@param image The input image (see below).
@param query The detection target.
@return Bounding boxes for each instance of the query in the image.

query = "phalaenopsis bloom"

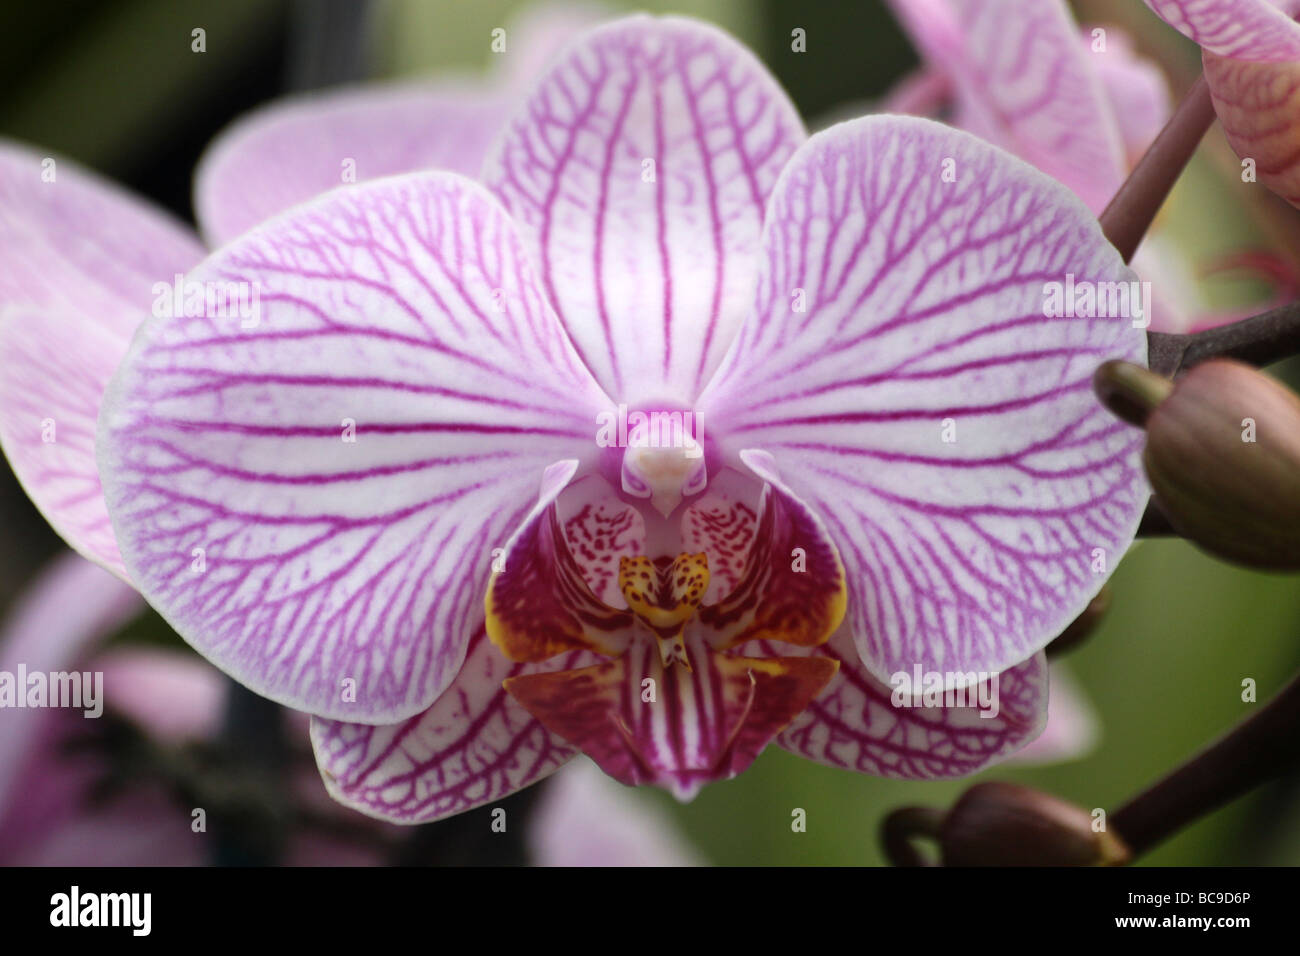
[0,15,1146,821]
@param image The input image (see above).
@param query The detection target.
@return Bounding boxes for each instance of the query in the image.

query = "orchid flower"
[884,0,1242,333]
[0,15,1148,822]
[0,554,688,864]
[1143,0,1300,206]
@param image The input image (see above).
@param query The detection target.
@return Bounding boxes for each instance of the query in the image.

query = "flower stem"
[1148,299,1300,375]
[1099,75,1215,264]
[1110,667,1300,858]
[879,806,944,867]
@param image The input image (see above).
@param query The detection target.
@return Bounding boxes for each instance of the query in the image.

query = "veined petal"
[0,143,204,574]
[309,631,582,824]
[771,625,1048,778]
[0,553,142,819]
[195,83,509,247]
[888,0,1127,213]
[1143,0,1300,61]
[699,116,1148,683]
[0,308,135,575]
[504,639,837,800]
[1202,52,1300,207]
[482,14,805,405]
[97,172,612,722]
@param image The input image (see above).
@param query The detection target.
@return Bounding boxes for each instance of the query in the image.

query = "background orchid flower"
[883,0,1227,332]
[53,14,1147,820]
[195,2,607,247]
[1143,0,1300,207]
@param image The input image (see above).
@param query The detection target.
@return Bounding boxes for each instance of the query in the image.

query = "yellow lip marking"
[618,553,711,669]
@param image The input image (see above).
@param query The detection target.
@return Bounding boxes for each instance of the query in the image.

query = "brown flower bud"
[1142,360,1300,570]
[939,782,1130,867]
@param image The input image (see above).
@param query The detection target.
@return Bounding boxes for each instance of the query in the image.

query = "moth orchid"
[1,15,1147,822]
[884,0,1224,332]
[1143,0,1300,207]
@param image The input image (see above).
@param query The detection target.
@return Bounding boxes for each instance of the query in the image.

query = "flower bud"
[939,782,1130,867]
[1142,360,1300,570]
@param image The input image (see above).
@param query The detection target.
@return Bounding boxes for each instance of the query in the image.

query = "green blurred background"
[1,0,1297,865]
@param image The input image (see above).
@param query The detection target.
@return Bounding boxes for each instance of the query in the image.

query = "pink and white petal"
[195,82,511,247]
[482,15,805,406]
[890,0,1127,213]
[0,307,134,574]
[1143,0,1300,62]
[0,140,204,336]
[1005,663,1098,765]
[0,552,142,818]
[93,648,225,744]
[528,759,703,866]
[309,631,583,824]
[772,626,1049,779]
[1202,52,1300,208]
[97,171,612,722]
[699,116,1148,684]
[0,144,203,573]
[1086,28,1173,163]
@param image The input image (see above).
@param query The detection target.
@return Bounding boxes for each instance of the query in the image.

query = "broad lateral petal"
[888,0,1127,212]
[309,631,584,824]
[0,308,134,575]
[504,641,837,800]
[772,626,1049,779]
[482,15,805,405]
[98,171,612,722]
[0,144,204,574]
[1144,0,1300,62]
[699,116,1148,683]
[195,83,509,247]
[486,461,634,662]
